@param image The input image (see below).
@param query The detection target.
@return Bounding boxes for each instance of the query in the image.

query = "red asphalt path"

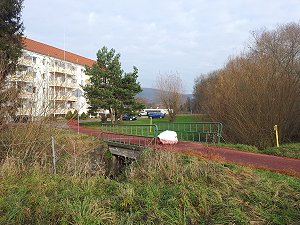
[68,120,300,176]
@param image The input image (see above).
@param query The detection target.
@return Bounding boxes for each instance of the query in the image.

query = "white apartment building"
[9,38,95,118]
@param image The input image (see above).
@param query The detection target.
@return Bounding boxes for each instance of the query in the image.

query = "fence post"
[218,123,222,143]
[274,125,279,147]
[149,117,152,133]
[51,137,57,174]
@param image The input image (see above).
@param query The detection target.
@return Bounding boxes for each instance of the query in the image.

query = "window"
[60,76,65,82]
[16,71,21,77]
[17,82,23,90]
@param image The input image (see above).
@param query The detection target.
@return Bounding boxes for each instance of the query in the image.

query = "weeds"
[0,118,110,178]
[121,150,299,224]
[0,128,299,224]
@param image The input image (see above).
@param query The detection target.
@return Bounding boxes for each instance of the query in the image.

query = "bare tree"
[0,51,21,125]
[193,22,300,148]
[156,73,183,122]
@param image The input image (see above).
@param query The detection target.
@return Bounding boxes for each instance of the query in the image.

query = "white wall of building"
[14,49,90,117]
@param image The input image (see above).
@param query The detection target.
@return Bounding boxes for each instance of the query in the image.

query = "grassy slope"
[0,149,299,224]
[214,143,300,159]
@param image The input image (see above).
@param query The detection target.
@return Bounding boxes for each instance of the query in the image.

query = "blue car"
[148,112,165,118]
[122,114,137,121]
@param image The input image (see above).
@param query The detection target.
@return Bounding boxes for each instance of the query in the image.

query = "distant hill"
[137,87,192,103]
[136,88,160,102]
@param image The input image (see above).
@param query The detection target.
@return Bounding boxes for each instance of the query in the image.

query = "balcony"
[69,96,78,101]
[49,95,63,101]
[49,65,76,76]
[49,80,78,88]
[16,108,32,116]
[50,108,68,115]
[19,57,33,66]
[51,108,77,115]
[19,91,34,99]
[11,71,34,82]
[49,94,77,102]
[64,81,78,88]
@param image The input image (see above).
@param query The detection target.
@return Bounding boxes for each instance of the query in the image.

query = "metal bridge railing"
[156,122,222,143]
[98,123,158,148]
[98,122,222,147]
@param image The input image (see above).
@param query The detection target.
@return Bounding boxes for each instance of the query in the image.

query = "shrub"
[100,114,107,122]
[73,110,78,119]
[80,112,88,120]
[65,110,73,120]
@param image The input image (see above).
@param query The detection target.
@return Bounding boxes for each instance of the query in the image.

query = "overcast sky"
[23,0,300,93]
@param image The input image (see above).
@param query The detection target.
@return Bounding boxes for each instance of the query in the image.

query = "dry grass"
[0,118,107,176]
[0,144,299,224]
[116,149,300,224]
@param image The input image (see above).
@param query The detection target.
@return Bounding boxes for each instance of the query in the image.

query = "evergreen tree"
[83,47,143,123]
[0,0,24,82]
[0,0,24,123]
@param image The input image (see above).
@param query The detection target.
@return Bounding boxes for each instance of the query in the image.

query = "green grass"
[1,149,299,224]
[213,143,300,159]
[263,143,300,159]
[81,114,210,127]
[112,114,209,124]
[213,143,259,153]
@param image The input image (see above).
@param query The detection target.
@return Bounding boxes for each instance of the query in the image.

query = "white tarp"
[158,130,178,145]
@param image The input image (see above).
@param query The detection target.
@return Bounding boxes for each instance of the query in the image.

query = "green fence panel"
[156,122,222,143]
[98,122,222,148]
[99,123,158,148]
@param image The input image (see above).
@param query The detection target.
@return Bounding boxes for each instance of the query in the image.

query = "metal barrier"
[98,123,158,148]
[156,122,222,143]
[98,122,222,147]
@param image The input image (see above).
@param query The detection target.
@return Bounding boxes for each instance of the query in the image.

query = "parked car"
[148,112,165,118]
[122,114,138,121]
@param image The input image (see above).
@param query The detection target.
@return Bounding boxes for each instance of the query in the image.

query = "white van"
[139,109,169,116]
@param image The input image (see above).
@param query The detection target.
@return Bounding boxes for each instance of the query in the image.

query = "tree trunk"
[109,107,116,124]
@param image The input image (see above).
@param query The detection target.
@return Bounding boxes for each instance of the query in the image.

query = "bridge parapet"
[156,122,222,143]
[99,123,158,148]
[97,122,222,148]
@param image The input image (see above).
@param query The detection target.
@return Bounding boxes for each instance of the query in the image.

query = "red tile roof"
[22,37,95,67]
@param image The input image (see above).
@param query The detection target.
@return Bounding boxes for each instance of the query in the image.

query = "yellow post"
[150,117,152,133]
[274,125,279,147]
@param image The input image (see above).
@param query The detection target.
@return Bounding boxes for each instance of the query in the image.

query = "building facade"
[9,38,95,118]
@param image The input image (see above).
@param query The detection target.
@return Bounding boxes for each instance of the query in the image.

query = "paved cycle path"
[68,120,300,176]
[159,142,300,176]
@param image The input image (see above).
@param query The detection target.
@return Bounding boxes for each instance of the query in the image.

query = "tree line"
[193,23,300,148]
